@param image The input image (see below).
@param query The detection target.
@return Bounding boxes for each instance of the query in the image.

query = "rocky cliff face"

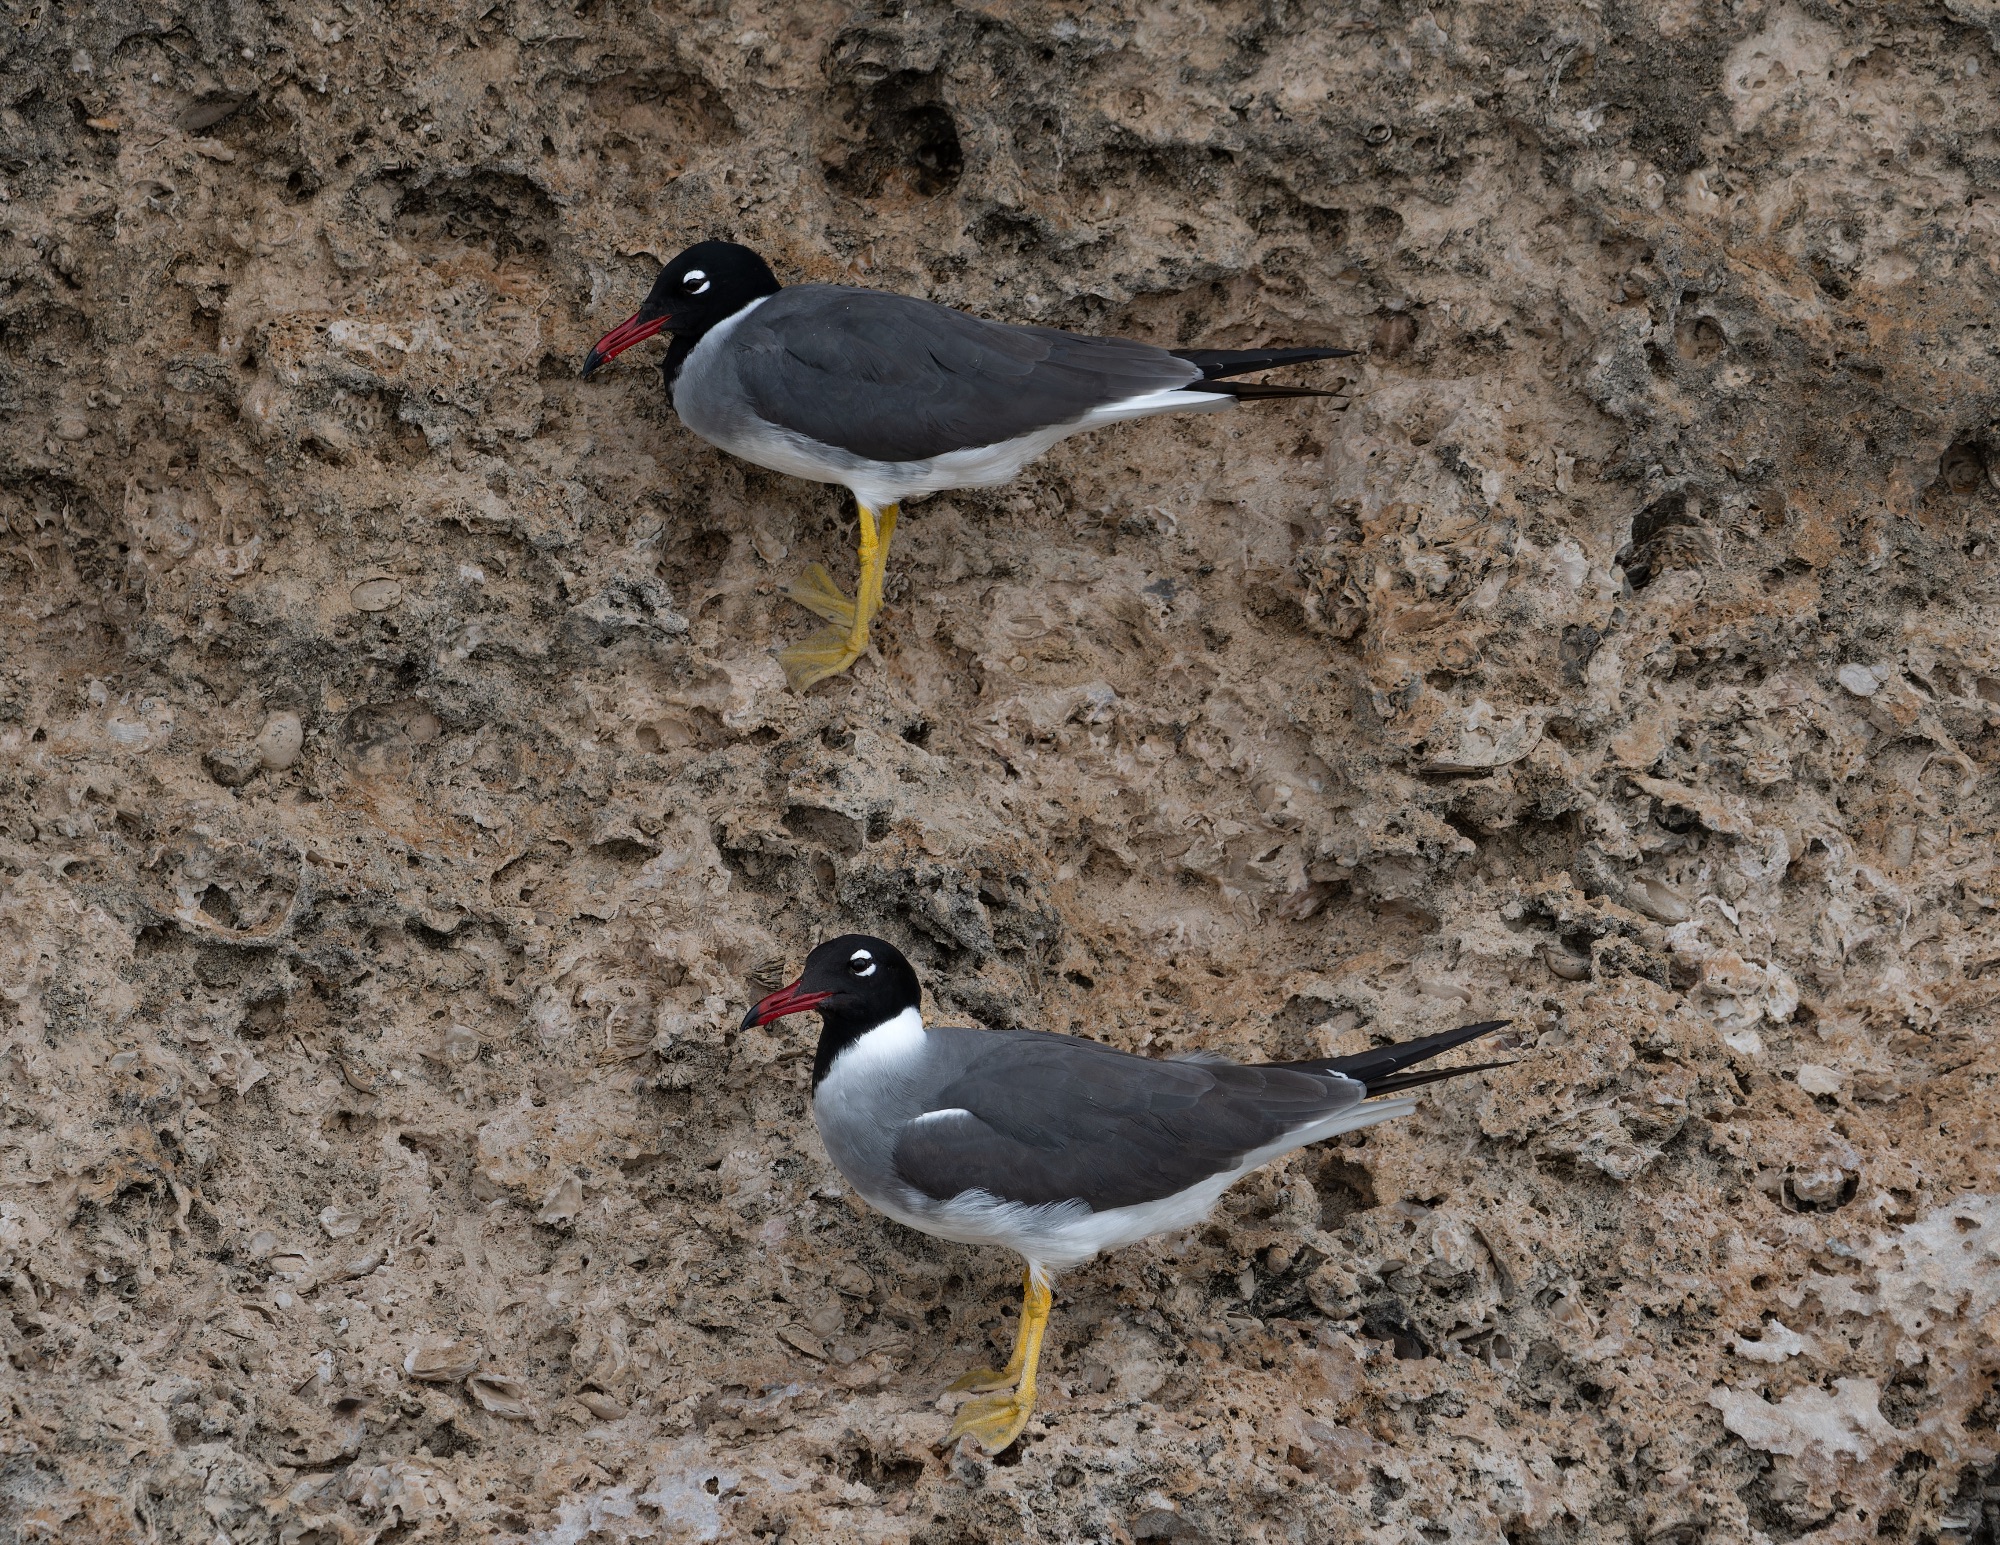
[3,1,1997,1540]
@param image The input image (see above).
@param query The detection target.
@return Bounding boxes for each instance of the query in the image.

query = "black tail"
[1171,346,1359,379]
[1276,1019,1512,1097]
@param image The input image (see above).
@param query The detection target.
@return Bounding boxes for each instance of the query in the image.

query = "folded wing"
[729,287,1203,463]
[891,1030,1367,1212]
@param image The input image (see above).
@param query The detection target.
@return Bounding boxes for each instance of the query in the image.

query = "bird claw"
[946,1389,1036,1454]
[786,563,857,624]
[777,625,867,691]
[945,1365,1016,1394]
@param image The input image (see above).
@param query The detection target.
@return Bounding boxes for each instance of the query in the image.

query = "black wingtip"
[1282,1018,1513,1094]
[1171,345,1361,380]
[1362,1057,1516,1098]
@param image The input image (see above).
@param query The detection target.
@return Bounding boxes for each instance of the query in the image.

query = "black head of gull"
[580,240,780,379]
[739,933,922,1088]
[583,239,1359,691]
[740,933,1511,1456]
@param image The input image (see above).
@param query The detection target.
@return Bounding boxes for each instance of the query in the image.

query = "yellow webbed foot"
[778,501,898,692]
[786,563,857,625]
[946,1365,1018,1395]
[943,1266,1050,1453]
[777,625,867,691]
[947,1388,1038,1454]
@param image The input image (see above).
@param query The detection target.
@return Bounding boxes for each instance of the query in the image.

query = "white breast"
[819,1006,926,1091]
[810,1006,934,1221]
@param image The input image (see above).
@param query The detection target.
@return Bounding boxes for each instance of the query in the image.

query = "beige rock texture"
[3,1,1999,1541]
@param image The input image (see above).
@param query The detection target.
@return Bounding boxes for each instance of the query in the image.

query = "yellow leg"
[947,1269,1037,1393]
[946,1267,1052,1454]
[779,503,899,690]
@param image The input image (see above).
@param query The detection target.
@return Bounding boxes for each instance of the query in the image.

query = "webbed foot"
[786,563,857,625]
[777,625,868,691]
[946,1365,1019,1395]
[777,502,898,691]
[947,1388,1038,1453]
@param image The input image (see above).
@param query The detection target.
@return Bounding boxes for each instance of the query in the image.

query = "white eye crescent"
[849,949,876,976]
[682,269,710,295]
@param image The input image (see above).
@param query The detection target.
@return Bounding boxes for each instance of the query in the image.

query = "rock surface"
[3,2,1999,1541]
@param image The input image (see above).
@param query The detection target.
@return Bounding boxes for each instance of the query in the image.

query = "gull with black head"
[742,934,1508,1453]
[583,241,1356,689]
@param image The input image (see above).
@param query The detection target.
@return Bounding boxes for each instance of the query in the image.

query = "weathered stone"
[2,3,1994,1540]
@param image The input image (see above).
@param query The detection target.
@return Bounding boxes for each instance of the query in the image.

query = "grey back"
[712,286,1203,462]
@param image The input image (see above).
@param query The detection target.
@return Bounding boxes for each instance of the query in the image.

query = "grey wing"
[728,287,1202,462]
[890,1030,1365,1212]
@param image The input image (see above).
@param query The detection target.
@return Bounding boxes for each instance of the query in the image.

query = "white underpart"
[674,307,1235,511]
[769,388,1232,511]
[868,1090,1419,1273]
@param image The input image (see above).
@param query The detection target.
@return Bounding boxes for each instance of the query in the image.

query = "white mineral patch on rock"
[1709,1377,1895,1460]
[1730,1318,1810,1363]
[1837,663,1883,697]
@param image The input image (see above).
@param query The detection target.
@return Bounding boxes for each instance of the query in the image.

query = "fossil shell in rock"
[537,1175,583,1224]
[467,1370,535,1419]
[403,1335,482,1383]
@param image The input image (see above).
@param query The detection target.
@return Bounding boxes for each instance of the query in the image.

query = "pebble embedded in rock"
[349,577,404,612]
[254,711,304,768]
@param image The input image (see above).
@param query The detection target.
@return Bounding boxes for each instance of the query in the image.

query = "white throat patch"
[822,1005,925,1085]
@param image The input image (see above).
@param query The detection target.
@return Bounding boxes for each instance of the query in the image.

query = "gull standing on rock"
[583,241,1355,689]
[741,934,1508,1453]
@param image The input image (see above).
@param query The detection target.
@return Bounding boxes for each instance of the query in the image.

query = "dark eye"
[849,950,876,977]
[682,269,710,295]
